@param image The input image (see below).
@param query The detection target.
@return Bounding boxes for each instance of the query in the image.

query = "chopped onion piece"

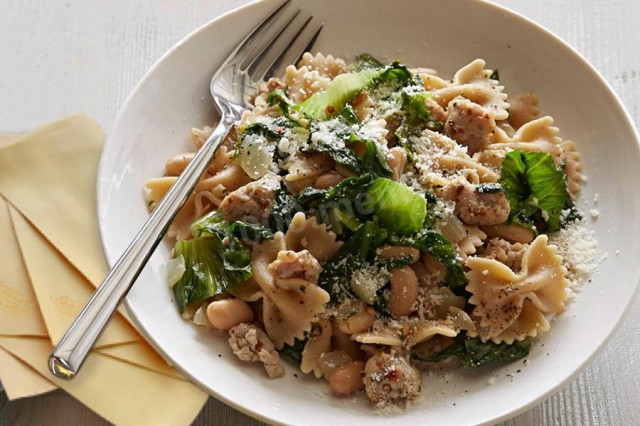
[167,254,186,287]
[237,134,273,179]
[193,302,213,328]
[438,214,466,243]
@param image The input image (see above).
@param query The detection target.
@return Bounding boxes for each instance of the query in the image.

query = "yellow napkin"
[0,117,209,424]
[0,336,207,426]
[0,115,108,286]
[0,347,56,399]
[0,196,48,337]
[8,203,139,347]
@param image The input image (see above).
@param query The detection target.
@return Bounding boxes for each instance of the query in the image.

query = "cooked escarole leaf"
[269,187,303,232]
[298,174,373,234]
[340,104,360,125]
[267,88,297,121]
[500,150,576,232]
[302,118,361,171]
[414,334,532,368]
[297,68,381,120]
[238,116,291,141]
[299,175,425,236]
[349,134,393,178]
[229,221,274,243]
[296,61,413,120]
[298,174,375,210]
[319,221,379,301]
[302,117,391,178]
[365,178,426,235]
[388,229,466,289]
[396,87,443,158]
[173,217,252,313]
[191,210,229,238]
[376,61,414,86]
[279,338,307,364]
[352,53,384,72]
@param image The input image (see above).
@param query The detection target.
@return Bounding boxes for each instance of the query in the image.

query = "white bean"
[329,361,365,395]
[338,306,375,334]
[389,266,419,317]
[379,245,420,263]
[206,298,254,330]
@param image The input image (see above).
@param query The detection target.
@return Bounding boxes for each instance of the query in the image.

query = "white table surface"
[1,0,639,425]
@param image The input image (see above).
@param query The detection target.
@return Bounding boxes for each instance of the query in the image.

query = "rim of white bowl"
[97,0,640,424]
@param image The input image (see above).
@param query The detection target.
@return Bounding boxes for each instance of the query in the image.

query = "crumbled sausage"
[452,184,510,226]
[444,97,495,154]
[268,250,322,284]
[219,173,280,222]
[228,323,284,379]
[481,237,528,271]
[363,351,421,407]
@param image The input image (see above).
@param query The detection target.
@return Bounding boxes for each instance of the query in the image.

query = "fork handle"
[49,118,234,379]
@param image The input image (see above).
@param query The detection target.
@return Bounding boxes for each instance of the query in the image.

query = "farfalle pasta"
[466,235,569,344]
[146,52,596,409]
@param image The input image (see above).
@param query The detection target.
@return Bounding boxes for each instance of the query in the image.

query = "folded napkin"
[0,116,209,425]
[0,346,56,400]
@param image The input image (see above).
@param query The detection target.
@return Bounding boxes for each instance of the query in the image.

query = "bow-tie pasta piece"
[432,59,510,121]
[466,235,569,344]
[284,53,346,104]
[252,233,330,349]
[285,212,343,263]
[300,319,333,378]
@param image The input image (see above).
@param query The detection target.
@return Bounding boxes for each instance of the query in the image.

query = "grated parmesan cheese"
[550,220,599,291]
[351,265,389,304]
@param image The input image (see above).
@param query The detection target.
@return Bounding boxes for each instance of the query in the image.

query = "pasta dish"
[145,53,595,408]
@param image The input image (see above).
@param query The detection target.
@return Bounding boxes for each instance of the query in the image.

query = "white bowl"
[97,0,640,424]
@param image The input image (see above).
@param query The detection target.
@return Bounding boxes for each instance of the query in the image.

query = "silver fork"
[48,0,323,380]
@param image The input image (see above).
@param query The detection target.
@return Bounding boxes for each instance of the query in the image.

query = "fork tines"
[235,0,323,82]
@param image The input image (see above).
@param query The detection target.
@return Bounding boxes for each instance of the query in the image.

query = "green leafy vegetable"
[414,334,532,368]
[298,174,374,208]
[389,229,466,289]
[340,104,360,125]
[348,134,393,178]
[174,211,253,313]
[238,116,290,141]
[365,178,426,235]
[297,61,414,120]
[297,68,381,120]
[401,90,432,124]
[331,208,362,232]
[396,88,443,157]
[279,339,307,364]
[302,122,392,178]
[477,183,503,194]
[352,53,384,72]
[376,61,414,86]
[269,188,303,232]
[372,285,391,317]
[375,254,415,270]
[172,235,252,313]
[500,150,573,232]
[191,210,229,238]
[298,174,375,233]
[267,88,297,120]
[229,221,274,243]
